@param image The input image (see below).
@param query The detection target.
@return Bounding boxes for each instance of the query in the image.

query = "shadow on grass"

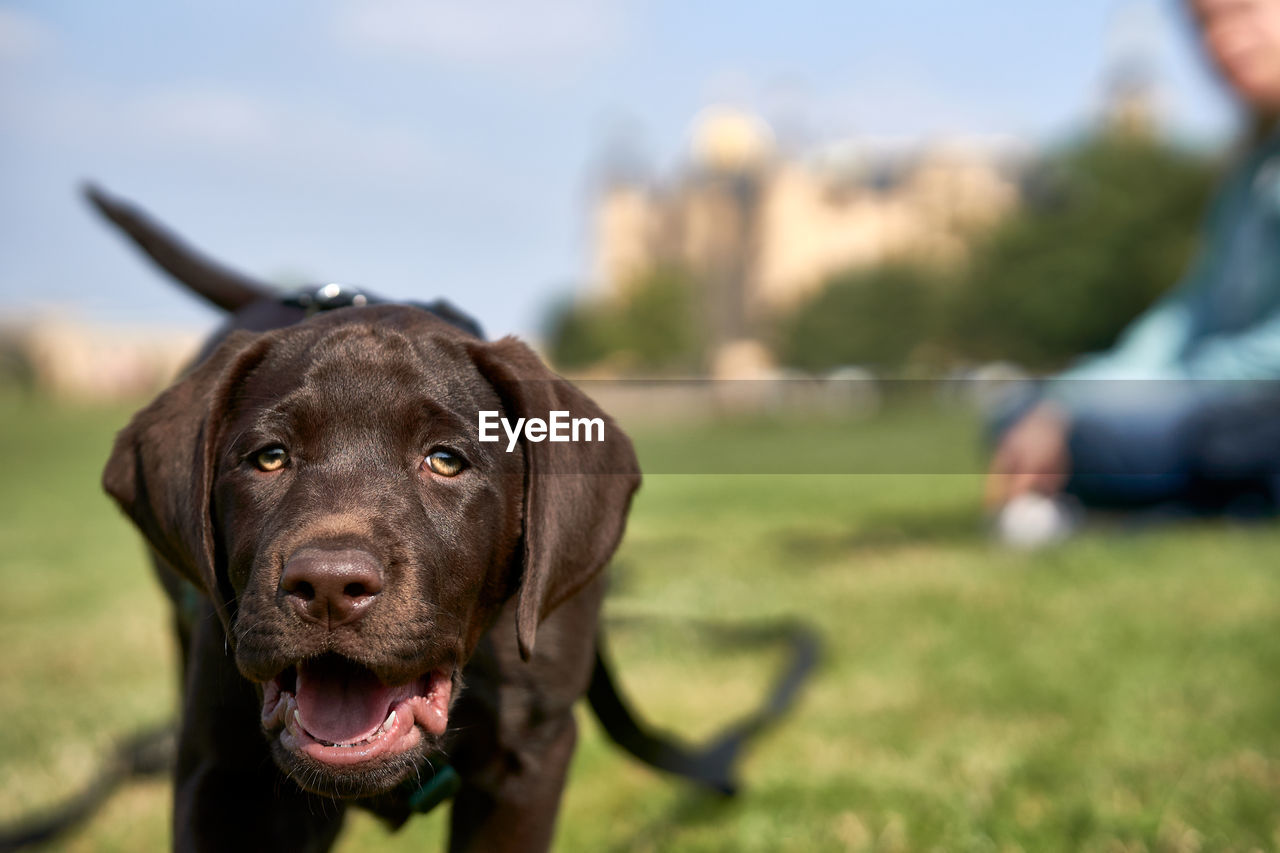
[606,787,736,853]
[778,506,986,561]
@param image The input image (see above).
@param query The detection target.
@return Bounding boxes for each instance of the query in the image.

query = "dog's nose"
[280,548,383,628]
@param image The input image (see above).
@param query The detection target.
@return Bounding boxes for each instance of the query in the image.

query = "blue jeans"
[991,380,1280,513]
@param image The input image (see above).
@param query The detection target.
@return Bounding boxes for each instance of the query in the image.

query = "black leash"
[0,725,173,853]
[587,619,821,797]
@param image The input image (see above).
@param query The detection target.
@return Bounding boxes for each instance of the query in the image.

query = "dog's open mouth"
[261,654,452,768]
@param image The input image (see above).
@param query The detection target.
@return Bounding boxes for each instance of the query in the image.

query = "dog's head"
[103,305,640,797]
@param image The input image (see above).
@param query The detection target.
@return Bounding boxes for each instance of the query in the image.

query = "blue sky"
[0,0,1244,339]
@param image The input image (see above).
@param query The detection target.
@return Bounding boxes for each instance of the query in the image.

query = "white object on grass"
[996,493,1077,549]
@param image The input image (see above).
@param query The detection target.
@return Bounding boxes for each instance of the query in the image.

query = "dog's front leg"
[447,712,578,853]
[172,606,346,852]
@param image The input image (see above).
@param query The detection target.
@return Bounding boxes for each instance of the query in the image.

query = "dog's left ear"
[467,337,641,661]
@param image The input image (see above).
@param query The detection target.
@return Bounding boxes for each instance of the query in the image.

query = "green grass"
[2,391,1278,851]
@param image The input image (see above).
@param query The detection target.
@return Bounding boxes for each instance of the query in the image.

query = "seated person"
[987,0,1280,525]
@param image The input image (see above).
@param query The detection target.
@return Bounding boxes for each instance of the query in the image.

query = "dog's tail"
[83,183,273,313]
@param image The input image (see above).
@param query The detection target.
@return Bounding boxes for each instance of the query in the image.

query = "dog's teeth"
[382,710,396,733]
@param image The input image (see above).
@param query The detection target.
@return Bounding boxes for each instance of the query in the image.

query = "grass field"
[1,391,1278,851]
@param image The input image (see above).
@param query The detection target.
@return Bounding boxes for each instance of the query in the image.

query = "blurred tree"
[777,263,943,371]
[544,265,706,372]
[615,265,705,370]
[946,133,1217,367]
[544,295,614,370]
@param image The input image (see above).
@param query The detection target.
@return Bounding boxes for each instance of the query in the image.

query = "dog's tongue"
[296,656,392,744]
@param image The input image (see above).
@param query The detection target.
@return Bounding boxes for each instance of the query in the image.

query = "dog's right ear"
[103,330,267,629]
[465,336,641,662]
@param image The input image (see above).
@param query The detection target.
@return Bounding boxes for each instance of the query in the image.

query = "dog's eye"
[424,448,468,477]
[252,446,289,472]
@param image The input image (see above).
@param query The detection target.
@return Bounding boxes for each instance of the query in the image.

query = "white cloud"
[0,6,53,63]
[330,0,627,69]
[2,82,438,190]
[695,63,1049,149]
[134,88,277,150]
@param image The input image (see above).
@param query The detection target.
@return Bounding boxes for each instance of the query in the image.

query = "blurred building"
[0,315,201,400]
[591,107,1026,358]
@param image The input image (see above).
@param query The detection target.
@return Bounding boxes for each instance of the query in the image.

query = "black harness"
[280,282,486,340]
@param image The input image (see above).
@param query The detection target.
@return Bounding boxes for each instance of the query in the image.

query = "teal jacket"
[1059,126,1280,384]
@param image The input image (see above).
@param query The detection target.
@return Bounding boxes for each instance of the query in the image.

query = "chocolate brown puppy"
[94,188,640,852]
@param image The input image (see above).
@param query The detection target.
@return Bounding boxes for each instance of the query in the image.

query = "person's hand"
[985,403,1071,510]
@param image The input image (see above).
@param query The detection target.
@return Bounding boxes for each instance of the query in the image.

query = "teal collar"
[405,761,460,814]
